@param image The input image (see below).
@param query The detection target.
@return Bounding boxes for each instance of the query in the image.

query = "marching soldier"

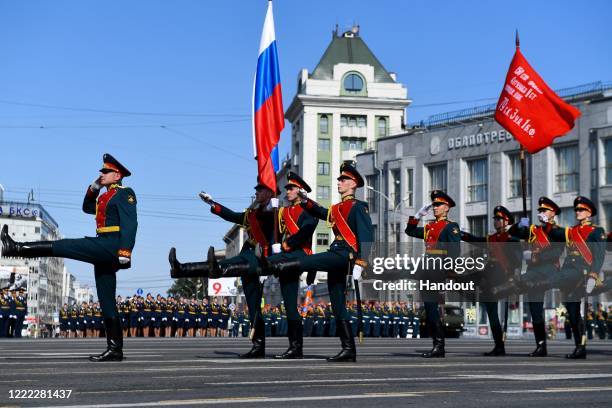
[1,153,136,359]
[259,162,374,362]
[169,180,278,357]
[405,190,461,358]
[461,205,523,356]
[493,196,566,357]
[266,171,318,357]
[548,197,605,358]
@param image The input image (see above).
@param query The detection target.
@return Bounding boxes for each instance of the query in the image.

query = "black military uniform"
[267,172,318,358]
[263,163,374,362]
[1,153,137,360]
[499,196,566,357]
[554,197,605,359]
[406,190,461,358]
[461,205,523,356]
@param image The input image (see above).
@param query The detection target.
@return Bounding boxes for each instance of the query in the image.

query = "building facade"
[285,25,410,255]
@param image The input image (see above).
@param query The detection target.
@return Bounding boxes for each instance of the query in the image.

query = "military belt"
[426,249,448,255]
[97,226,120,233]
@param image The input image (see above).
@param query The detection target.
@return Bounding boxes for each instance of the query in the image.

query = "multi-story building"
[0,199,65,335]
[285,25,410,256]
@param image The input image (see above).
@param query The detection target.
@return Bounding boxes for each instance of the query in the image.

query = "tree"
[167,278,207,300]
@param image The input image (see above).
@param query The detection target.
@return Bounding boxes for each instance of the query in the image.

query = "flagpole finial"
[515,29,520,48]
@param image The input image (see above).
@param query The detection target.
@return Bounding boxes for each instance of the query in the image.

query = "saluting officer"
[1,153,137,360]
[461,205,523,356]
[554,197,605,359]
[261,162,374,362]
[494,196,566,357]
[406,190,461,358]
[169,180,278,358]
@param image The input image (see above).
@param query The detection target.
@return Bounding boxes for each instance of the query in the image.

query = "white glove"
[298,189,308,199]
[537,213,548,223]
[118,257,130,265]
[522,250,532,261]
[352,264,364,281]
[519,217,530,228]
[90,177,102,192]
[270,198,279,208]
[271,243,281,254]
[199,191,214,205]
[586,277,596,294]
[415,204,432,220]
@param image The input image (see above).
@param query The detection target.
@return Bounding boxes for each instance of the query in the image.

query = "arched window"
[343,72,365,94]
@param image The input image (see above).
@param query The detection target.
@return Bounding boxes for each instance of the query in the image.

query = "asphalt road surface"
[0,337,611,407]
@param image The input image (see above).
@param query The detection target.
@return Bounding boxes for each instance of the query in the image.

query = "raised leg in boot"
[169,247,209,279]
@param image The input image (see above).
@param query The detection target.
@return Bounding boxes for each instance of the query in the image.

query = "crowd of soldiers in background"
[234,301,424,339]
[38,294,612,341]
[0,287,27,338]
[59,293,232,338]
[559,303,612,341]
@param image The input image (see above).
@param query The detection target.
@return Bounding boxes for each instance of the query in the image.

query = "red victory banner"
[495,34,581,154]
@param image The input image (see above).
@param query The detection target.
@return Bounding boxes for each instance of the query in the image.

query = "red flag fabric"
[495,48,581,154]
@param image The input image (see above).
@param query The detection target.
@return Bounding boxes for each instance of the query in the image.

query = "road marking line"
[494,386,612,394]
[47,391,459,407]
[458,373,612,381]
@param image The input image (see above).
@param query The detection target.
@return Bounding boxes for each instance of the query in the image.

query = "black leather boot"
[240,318,265,359]
[566,321,586,359]
[484,343,506,356]
[566,345,586,359]
[1,225,53,258]
[485,327,506,356]
[528,323,547,357]
[263,257,302,277]
[168,248,209,278]
[327,320,356,362]
[275,319,303,359]
[89,317,123,362]
[422,322,445,358]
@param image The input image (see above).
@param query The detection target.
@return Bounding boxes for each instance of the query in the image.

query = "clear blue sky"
[1,0,610,296]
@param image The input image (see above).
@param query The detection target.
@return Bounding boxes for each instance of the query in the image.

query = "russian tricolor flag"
[253,0,284,194]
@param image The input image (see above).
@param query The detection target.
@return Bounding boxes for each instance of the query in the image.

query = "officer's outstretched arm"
[460,231,486,244]
[210,203,245,225]
[117,189,138,259]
